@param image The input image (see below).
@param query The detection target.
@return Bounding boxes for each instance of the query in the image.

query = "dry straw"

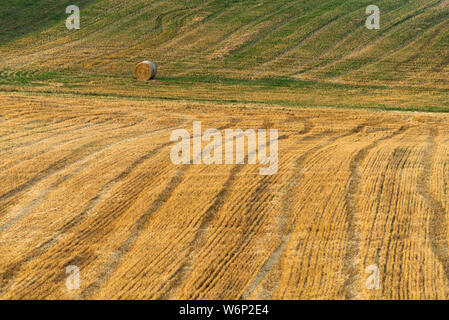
[134,61,157,81]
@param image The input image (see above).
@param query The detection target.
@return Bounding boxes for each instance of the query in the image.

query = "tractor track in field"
[160,125,290,299]
[0,115,83,140]
[0,108,195,296]
[76,120,240,298]
[0,119,143,174]
[0,132,177,297]
[157,164,243,300]
[3,0,449,300]
[0,124,172,206]
[80,166,187,299]
[194,1,296,61]
[307,0,446,79]
[395,21,446,70]
[342,125,408,299]
[241,121,372,299]
[156,117,311,299]
[417,126,449,296]
[0,1,167,69]
[241,120,404,299]
[347,8,449,79]
[261,0,370,68]
[1,90,449,299]
[375,145,414,299]
[0,104,176,200]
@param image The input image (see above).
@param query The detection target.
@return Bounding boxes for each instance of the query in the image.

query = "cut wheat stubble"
[134,61,157,81]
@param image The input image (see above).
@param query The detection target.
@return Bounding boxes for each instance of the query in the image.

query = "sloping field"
[1,0,449,84]
[1,0,449,300]
[0,93,447,299]
[1,0,449,110]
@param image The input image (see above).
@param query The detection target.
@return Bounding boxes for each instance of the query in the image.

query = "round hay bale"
[134,61,157,81]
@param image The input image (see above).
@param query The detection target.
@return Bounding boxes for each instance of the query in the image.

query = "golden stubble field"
[0,92,448,299]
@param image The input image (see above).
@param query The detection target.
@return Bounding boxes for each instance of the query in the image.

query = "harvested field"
[0,93,448,299]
